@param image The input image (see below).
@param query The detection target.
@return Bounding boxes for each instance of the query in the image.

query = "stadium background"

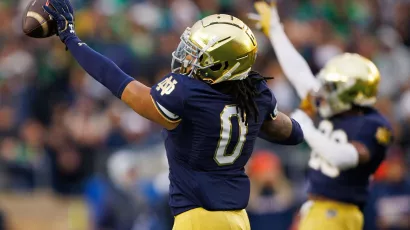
[0,0,409,229]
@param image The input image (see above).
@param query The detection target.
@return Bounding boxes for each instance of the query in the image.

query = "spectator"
[364,150,410,230]
[247,150,297,230]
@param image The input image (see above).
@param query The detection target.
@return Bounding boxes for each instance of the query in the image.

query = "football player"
[42,0,304,229]
[250,2,393,230]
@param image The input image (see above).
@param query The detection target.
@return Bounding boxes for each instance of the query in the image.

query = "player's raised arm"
[249,1,320,99]
[43,0,179,130]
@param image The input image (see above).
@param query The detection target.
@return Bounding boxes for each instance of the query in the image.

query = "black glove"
[43,0,76,43]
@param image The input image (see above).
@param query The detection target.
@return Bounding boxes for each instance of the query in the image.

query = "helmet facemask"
[316,81,352,118]
[171,28,218,79]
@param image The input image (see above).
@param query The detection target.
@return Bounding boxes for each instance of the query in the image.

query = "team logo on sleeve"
[274,104,278,116]
[376,127,391,145]
[155,101,180,121]
[270,103,278,120]
[156,76,178,96]
[69,24,75,34]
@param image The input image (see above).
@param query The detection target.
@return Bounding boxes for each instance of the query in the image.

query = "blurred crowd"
[0,0,409,229]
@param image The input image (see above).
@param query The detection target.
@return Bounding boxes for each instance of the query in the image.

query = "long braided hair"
[211,71,272,125]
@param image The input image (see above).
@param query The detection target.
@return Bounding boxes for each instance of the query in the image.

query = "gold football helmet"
[171,14,258,84]
[316,53,381,118]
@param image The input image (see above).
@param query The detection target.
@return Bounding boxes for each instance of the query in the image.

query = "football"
[22,0,57,38]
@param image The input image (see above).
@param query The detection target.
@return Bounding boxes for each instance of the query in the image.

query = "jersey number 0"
[214,105,248,166]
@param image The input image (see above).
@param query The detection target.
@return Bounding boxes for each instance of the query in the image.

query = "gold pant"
[173,207,251,230]
[298,200,363,230]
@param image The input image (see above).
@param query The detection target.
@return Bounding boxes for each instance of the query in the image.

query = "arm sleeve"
[303,125,359,170]
[269,27,321,99]
[290,109,360,170]
[65,37,134,99]
[302,119,392,170]
[150,74,185,122]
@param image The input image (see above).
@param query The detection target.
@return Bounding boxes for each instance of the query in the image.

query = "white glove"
[290,109,314,130]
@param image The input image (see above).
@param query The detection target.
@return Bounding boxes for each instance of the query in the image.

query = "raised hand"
[247,1,281,37]
[43,0,76,43]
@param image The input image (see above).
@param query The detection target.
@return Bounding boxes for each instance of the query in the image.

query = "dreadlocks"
[211,71,272,125]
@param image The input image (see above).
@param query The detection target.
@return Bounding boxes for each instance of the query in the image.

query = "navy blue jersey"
[307,109,392,207]
[150,73,277,216]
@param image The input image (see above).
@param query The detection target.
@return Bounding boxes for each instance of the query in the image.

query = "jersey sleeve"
[248,73,279,121]
[150,73,185,123]
[352,119,393,160]
[265,89,279,121]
